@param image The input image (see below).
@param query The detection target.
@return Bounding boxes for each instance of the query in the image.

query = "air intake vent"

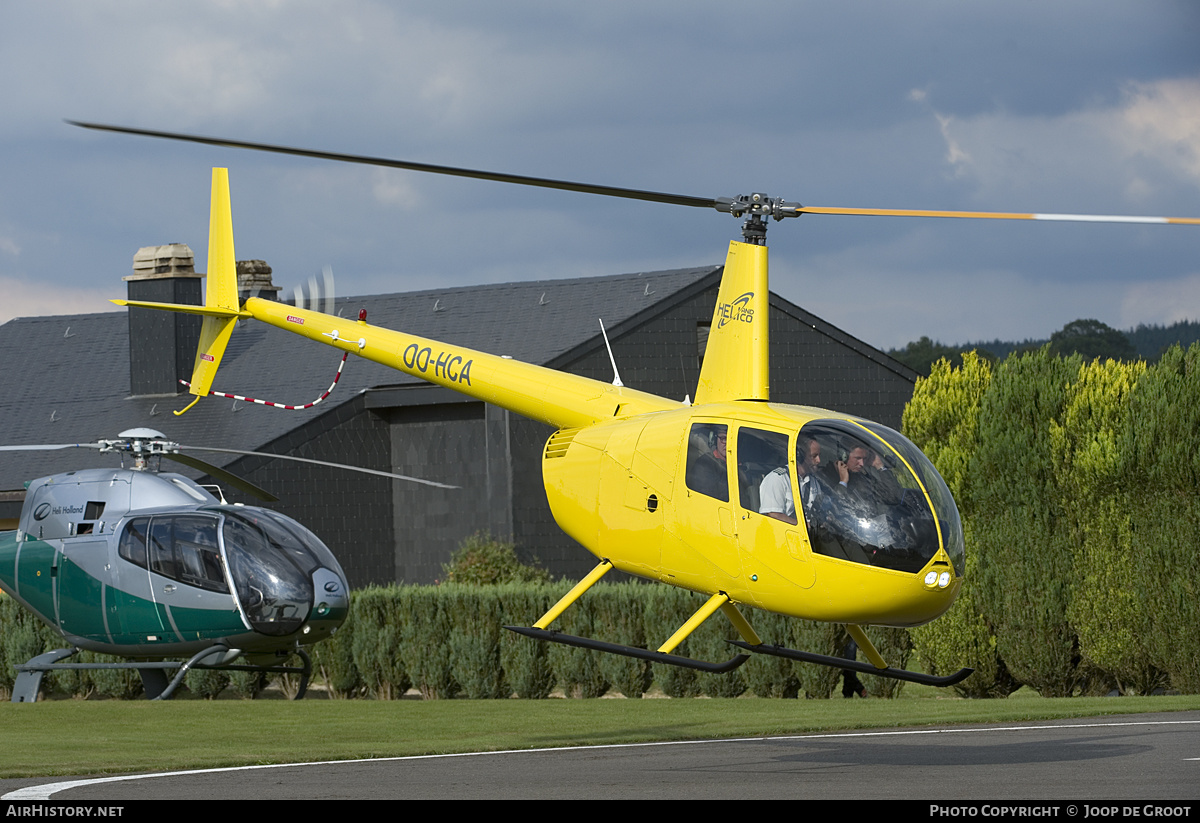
[544,428,580,459]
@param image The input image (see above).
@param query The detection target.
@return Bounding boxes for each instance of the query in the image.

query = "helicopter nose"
[309,568,350,624]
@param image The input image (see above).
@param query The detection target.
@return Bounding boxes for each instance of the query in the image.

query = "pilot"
[759,435,822,525]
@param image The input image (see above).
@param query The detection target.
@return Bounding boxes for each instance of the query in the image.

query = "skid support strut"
[506,560,756,673]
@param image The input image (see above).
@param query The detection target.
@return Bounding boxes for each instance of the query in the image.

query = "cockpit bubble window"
[254,508,342,576]
[799,419,962,575]
[685,423,730,502]
[218,509,314,637]
[858,420,965,576]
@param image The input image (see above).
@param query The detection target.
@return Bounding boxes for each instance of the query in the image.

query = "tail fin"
[693,241,770,405]
[112,168,245,414]
[184,169,242,412]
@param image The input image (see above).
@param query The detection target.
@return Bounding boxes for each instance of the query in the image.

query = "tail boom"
[243,297,677,430]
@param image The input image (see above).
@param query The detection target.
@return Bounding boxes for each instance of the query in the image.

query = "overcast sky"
[1,1,1197,351]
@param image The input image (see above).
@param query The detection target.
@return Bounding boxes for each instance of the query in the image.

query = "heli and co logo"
[717,292,755,328]
[286,315,305,325]
[33,503,52,521]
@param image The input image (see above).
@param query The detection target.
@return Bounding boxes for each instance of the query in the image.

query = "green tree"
[1122,344,1200,692]
[888,337,986,376]
[903,352,1018,697]
[1049,319,1137,362]
[972,348,1082,696]
[1051,357,1160,693]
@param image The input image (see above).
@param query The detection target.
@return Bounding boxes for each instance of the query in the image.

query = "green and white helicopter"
[0,428,449,701]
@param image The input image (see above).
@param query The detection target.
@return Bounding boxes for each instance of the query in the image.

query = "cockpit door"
[56,539,111,642]
[733,426,816,610]
[111,517,170,641]
[664,421,743,587]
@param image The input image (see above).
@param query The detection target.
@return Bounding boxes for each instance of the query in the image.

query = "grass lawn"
[3,689,1197,779]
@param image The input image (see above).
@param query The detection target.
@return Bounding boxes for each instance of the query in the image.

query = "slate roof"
[0,266,721,491]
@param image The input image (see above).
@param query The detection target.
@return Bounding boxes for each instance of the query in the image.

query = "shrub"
[441,532,550,585]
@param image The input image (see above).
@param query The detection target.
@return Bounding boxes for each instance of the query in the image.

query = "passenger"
[827,443,871,491]
[863,448,904,505]
[686,425,730,502]
[759,435,822,525]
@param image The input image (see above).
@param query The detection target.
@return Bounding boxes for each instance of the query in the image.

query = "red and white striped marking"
[181,352,350,410]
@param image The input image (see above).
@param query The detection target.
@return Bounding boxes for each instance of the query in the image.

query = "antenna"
[598,318,623,387]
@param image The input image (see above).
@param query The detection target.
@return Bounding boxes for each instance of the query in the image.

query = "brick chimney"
[237,259,280,301]
[124,244,202,396]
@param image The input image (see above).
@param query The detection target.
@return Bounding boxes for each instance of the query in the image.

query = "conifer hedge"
[904,344,1200,696]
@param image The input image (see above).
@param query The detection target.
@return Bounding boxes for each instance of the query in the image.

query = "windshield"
[217,508,320,636]
[798,419,964,575]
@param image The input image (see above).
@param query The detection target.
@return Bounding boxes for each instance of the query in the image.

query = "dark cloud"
[0,1,1197,350]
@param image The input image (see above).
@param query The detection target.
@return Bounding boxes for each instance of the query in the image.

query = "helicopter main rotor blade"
[69,121,1199,228]
[0,443,104,451]
[67,121,719,211]
[798,206,1200,225]
[176,445,461,490]
[159,452,279,502]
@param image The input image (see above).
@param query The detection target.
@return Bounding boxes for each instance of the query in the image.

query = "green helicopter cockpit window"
[798,420,963,575]
[217,509,316,637]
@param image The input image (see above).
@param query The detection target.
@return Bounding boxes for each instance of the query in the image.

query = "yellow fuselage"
[117,175,963,634]
[541,402,959,627]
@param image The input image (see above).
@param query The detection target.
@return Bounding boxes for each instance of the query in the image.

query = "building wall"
[386,401,489,583]
[125,276,203,396]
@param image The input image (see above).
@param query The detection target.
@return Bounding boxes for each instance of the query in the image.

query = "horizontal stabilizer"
[110,298,246,318]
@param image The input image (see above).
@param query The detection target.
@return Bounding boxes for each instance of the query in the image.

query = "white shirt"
[759,467,794,519]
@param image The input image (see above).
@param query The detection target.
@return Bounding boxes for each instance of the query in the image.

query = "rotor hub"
[714,193,802,244]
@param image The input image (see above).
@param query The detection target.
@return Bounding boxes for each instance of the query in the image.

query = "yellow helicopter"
[68,121,1199,686]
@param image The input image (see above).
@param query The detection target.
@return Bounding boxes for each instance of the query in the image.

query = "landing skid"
[730,641,973,687]
[505,626,750,674]
[11,646,313,702]
[512,560,973,686]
